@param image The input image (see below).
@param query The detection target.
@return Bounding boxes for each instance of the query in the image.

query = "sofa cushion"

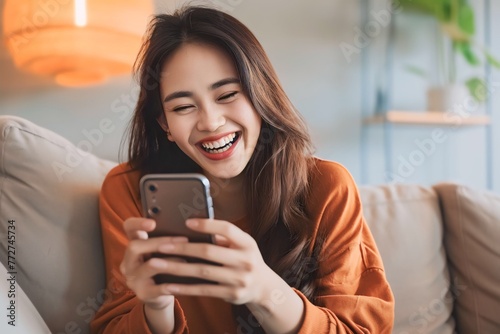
[359,184,455,334]
[433,183,500,334]
[0,116,116,334]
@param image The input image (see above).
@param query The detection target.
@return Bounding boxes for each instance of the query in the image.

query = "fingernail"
[142,220,154,229]
[186,219,198,227]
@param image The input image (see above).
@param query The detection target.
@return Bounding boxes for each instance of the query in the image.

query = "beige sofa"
[1,115,499,334]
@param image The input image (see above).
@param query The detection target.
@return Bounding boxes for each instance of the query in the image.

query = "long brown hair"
[128,5,319,330]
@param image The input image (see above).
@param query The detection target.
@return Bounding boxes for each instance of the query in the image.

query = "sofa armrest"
[0,261,51,333]
[0,116,116,334]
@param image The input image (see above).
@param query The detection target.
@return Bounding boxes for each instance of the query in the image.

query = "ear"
[157,113,174,142]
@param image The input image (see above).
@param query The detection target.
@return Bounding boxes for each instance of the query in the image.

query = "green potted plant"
[398,0,500,111]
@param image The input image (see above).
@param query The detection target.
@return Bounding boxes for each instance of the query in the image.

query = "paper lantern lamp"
[2,0,154,86]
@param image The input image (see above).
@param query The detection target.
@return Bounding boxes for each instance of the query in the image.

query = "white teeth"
[201,133,236,150]
[213,142,232,153]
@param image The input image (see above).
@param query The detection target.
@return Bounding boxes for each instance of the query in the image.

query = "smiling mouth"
[200,132,240,154]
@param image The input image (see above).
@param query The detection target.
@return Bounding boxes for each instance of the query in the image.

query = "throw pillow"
[433,183,500,334]
[360,184,455,334]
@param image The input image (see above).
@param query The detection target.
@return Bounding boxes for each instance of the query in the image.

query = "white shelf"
[363,111,491,126]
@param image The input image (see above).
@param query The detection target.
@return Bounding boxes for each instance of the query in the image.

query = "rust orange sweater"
[91,158,394,333]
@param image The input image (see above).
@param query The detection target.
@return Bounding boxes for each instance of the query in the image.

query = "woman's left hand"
[156,218,274,305]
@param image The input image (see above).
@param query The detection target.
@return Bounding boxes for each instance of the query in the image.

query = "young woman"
[91,5,394,334]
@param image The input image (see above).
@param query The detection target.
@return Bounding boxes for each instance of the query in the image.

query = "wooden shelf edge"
[363,111,491,126]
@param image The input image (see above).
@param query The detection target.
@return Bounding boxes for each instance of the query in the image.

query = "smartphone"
[139,173,218,285]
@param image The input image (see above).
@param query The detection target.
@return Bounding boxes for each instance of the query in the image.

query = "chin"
[204,165,245,181]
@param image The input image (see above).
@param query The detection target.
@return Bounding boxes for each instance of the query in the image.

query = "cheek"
[165,114,185,130]
[166,118,198,145]
[236,99,261,127]
[247,110,262,134]
[164,117,182,140]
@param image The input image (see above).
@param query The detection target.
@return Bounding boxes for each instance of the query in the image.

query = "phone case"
[139,173,219,284]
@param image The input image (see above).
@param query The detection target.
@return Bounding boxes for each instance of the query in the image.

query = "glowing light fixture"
[2,0,154,87]
[74,0,87,27]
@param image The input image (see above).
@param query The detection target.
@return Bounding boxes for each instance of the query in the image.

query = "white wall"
[1,0,498,191]
[361,0,500,190]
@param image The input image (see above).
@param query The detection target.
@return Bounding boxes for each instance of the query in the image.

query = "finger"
[128,257,182,283]
[129,270,177,302]
[121,237,189,275]
[157,242,243,267]
[186,219,254,248]
[134,281,173,302]
[214,234,230,247]
[162,283,247,304]
[123,217,156,240]
[158,260,243,286]
[123,257,163,285]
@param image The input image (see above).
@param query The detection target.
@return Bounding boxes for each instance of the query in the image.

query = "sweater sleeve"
[296,160,394,333]
[90,164,188,334]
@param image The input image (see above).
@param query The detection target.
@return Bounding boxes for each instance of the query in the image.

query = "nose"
[196,103,226,132]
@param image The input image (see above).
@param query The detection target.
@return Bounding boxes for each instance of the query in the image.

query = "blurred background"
[1,0,499,191]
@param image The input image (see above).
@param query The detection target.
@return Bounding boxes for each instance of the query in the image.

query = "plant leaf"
[397,0,450,21]
[456,42,481,66]
[485,50,500,69]
[466,77,487,102]
[458,4,475,35]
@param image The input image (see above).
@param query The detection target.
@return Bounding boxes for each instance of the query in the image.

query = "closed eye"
[218,91,239,101]
[172,105,194,112]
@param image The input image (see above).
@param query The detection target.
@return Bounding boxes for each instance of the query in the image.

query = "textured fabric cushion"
[433,183,500,334]
[359,184,455,334]
[1,261,51,334]
[0,116,116,334]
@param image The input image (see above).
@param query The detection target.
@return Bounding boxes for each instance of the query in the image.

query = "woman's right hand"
[120,217,188,310]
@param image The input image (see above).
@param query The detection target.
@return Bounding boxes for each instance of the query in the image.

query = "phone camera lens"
[148,184,158,192]
[149,206,160,216]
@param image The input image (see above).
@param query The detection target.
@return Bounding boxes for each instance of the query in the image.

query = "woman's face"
[159,42,262,180]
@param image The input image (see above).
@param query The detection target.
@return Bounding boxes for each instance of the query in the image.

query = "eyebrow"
[163,77,241,103]
[210,77,240,90]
